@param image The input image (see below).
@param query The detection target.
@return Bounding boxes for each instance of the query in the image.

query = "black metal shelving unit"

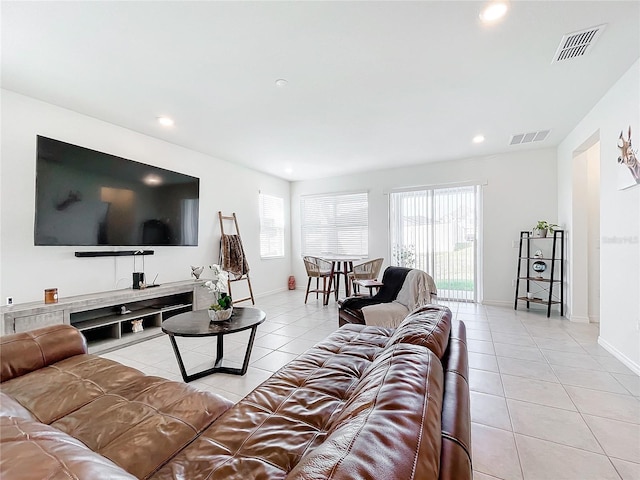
[514,230,564,317]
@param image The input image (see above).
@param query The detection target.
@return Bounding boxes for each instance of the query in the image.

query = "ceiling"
[2,1,639,181]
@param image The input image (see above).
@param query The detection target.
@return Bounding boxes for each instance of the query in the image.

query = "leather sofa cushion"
[0,415,136,480]
[0,392,36,421]
[288,343,444,480]
[439,320,472,479]
[387,304,452,358]
[0,324,87,382]
[1,355,233,479]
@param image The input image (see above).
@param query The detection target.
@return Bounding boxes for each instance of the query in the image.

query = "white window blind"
[259,193,284,258]
[301,192,368,256]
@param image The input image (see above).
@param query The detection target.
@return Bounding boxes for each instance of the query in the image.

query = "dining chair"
[302,256,335,304]
[348,258,384,295]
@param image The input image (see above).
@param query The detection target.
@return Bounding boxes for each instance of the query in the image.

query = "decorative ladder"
[218,212,255,305]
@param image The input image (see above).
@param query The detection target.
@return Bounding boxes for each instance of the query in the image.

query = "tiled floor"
[101,290,640,480]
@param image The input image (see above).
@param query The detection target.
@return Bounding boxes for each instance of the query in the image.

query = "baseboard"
[253,287,288,299]
[480,300,512,307]
[568,314,590,324]
[598,337,640,375]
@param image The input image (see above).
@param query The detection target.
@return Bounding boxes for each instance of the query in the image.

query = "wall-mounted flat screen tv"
[35,136,199,246]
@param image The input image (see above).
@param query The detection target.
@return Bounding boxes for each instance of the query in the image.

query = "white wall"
[291,149,558,305]
[0,90,291,304]
[558,60,640,373]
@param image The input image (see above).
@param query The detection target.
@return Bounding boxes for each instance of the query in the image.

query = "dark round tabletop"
[161,306,266,337]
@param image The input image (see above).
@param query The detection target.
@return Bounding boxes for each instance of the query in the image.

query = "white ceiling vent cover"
[510,130,550,146]
[553,24,606,63]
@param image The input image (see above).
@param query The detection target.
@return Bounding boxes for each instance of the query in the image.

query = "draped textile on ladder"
[221,234,250,280]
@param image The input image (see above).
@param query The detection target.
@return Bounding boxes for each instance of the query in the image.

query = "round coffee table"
[162,306,266,381]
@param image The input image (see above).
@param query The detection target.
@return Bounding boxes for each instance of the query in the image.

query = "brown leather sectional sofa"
[0,304,471,480]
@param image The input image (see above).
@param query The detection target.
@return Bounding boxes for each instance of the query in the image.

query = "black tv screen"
[35,136,199,246]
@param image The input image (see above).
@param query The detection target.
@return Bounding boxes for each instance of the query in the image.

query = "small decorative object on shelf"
[191,266,204,280]
[532,260,547,277]
[203,265,233,322]
[131,319,144,333]
[533,249,543,258]
[44,288,58,304]
[533,221,559,238]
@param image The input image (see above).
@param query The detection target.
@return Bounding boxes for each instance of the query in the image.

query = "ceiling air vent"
[510,130,550,146]
[552,24,606,63]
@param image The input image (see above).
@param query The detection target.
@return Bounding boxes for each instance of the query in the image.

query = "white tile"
[253,333,294,349]
[501,375,575,410]
[515,434,621,480]
[463,321,491,331]
[270,324,312,338]
[564,385,640,424]
[611,458,640,480]
[491,332,536,347]
[465,328,493,341]
[468,352,499,373]
[582,415,640,463]
[278,337,319,355]
[542,349,604,370]
[472,472,502,480]
[250,350,298,373]
[507,399,603,453]
[596,356,636,375]
[469,368,504,396]
[494,343,545,362]
[526,327,574,341]
[497,357,558,383]
[613,373,640,396]
[471,423,523,480]
[298,329,333,342]
[533,336,587,354]
[552,365,630,394]
[205,367,273,397]
[468,339,496,355]
[471,391,512,430]
[489,323,529,336]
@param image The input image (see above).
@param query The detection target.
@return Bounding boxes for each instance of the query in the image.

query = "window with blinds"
[301,192,368,256]
[389,185,479,302]
[259,193,285,258]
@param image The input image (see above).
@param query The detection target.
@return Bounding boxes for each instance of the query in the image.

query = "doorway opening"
[571,135,600,323]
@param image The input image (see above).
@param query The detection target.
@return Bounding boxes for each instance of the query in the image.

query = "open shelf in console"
[70,291,193,354]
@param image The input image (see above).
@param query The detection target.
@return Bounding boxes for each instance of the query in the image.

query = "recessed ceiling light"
[473,134,485,144]
[157,116,174,127]
[275,79,289,87]
[143,174,163,186]
[479,2,508,23]
[284,167,293,174]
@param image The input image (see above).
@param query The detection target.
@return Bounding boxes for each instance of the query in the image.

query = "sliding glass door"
[390,185,480,302]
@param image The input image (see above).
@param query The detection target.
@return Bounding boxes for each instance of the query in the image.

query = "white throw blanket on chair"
[361,270,437,328]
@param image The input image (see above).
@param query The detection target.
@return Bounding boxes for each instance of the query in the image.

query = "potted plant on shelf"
[203,265,233,322]
[533,221,559,238]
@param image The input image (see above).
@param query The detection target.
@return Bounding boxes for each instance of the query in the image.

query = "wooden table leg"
[344,261,353,297]
[325,261,337,305]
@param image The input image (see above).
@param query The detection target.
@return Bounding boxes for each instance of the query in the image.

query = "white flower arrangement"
[203,264,229,295]
[203,265,232,311]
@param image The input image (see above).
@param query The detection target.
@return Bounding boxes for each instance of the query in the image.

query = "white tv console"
[0,280,213,354]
